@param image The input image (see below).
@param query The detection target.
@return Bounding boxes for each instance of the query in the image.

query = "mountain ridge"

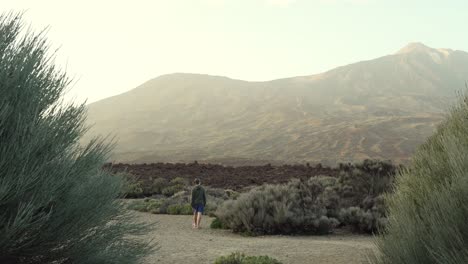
[84,43,468,165]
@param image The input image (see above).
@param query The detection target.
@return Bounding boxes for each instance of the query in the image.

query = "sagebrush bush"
[339,206,386,233]
[337,160,395,207]
[210,217,229,229]
[215,168,394,235]
[216,179,339,235]
[123,178,144,198]
[167,203,193,215]
[162,184,185,197]
[0,13,152,263]
[225,189,240,200]
[151,177,168,194]
[128,199,164,214]
[372,92,468,264]
[170,177,189,186]
[214,252,282,264]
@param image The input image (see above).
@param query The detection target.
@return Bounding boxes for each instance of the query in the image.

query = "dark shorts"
[193,204,204,214]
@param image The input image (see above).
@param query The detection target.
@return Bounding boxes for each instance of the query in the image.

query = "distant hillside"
[84,42,468,165]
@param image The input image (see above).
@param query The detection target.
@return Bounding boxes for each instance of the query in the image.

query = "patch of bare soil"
[138,213,375,264]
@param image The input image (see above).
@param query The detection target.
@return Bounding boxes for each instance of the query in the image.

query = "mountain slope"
[84,43,468,165]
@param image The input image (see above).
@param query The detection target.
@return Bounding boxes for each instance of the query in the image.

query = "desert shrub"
[158,191,189,213]
[0,13,152,263]
[210,217,229,229]
[207,188,228,199]
[123,179,144,198]
[161,184,185,197]
[214,252,282,264]
[339,206,385,234]
[167,203,193,215]
[314,175,338,187]
[216,179,338,235]
[319,185,341,216]
[315,215,340,235]
[337,160,395,206]
[128,198,166,214]
[166,204,179,215]
[225,189,240,200]
[205,190,228,215]
[205,195,225,215]
[151,177,168,194]
[147,199,164,213]
[170,177,189,186]
[372,93,468,263]
[205,200,220,216]
[181,203,194,214]
[215,173,394,235]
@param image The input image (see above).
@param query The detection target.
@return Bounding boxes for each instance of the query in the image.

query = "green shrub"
[123,180,144,198]
[180,203,193,214]
[214,252,282,264]
[337,159,395,205]
[210,217,229,229]
[315,215,339,235]
[167,204,179,215]
[206,188,227,199]
[167,203,193,215]
[146,199,164,213]
[216,179,339,235]
[372,93,468,263]
[215,172,393,235]
[128,199,165,214]
[0,13,152,263]
[338,204,386,234]
[170,177,189,186]
[205,200,221,215]
[151,177,168,194]
[162,184,185,197]
[225,189,240,200]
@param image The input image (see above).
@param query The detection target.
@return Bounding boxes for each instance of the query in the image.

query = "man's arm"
[202,189,206,207]
[191,188,195,207]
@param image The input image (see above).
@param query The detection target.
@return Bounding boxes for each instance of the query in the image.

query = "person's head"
[194,178,201,185]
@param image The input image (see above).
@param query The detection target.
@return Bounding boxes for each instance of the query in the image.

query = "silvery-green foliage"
[216,179,338,235]
[0,12,153,263]
[373,91,468,264]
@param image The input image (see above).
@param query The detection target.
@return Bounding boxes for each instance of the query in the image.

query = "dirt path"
[138,213,375,264]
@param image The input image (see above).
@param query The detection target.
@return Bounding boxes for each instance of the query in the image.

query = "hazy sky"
[3,0,468,103]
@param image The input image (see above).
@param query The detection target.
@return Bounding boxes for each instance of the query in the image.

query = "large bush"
[0,13,152,263]
[373,92,468,264]
[150,177,168,194]
[122,177,145,198]
[216,179,339,235]
[215,167,393,235]
[167,203,193,215]
[337,159,396,207]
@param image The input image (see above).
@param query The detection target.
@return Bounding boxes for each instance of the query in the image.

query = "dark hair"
[194,178,201,185]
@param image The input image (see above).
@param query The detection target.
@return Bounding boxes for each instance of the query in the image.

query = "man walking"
[191,178,206,229]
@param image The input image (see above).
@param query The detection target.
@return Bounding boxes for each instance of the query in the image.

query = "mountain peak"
[396,42,434,54]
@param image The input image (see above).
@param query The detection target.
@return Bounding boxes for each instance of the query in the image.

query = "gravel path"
[138,213,375,264]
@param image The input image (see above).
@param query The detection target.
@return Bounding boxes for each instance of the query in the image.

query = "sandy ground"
[138,213,376,264]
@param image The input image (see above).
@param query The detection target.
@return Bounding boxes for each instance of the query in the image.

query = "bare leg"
[196,212,202,228]
[192,210,197,228]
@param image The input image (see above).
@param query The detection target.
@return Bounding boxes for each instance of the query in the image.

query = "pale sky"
[2,0,468,103]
